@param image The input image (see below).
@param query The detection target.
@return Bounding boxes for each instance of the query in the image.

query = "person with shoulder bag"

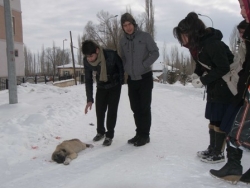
[173,12,234,164]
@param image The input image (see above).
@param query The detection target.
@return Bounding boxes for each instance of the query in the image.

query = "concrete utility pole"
[70,31,77,85]
[4,0,18,104]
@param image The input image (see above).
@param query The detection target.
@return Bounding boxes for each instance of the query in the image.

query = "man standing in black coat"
[81,40,124,146]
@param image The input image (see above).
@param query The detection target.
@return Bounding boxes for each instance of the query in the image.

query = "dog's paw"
[64,158,71,165]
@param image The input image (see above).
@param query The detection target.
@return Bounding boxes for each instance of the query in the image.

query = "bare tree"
[167,45,179,84]
[82,0,155,53]
[84,11,123,51]
[45,42,60,75]
[24,1,157,76]
[144,0,155,39]
[84,20,107,47]
[36,52,40,74]
[23,42,72,76]
[162,41,170,66]
[170,45,179,70]
[77,35,83,65]
[106,16,123,51]
[40,45,46,75]
[179,52,189,85]
[32,54,36,75]
[185,55,194,75]
[24,45,33,76]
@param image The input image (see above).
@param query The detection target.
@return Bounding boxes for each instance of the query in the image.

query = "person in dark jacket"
[173,12,234,163]
[81,40,124,146]
[120,13,159,147]
[210,0,250,184]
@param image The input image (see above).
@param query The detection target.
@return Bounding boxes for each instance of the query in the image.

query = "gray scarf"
[89,47,107,82]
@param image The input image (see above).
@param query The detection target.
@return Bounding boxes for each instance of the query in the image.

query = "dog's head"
[52,149,67,164]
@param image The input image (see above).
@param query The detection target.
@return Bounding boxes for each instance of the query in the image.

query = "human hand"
[85,102,93,114]
[192,78,203,88]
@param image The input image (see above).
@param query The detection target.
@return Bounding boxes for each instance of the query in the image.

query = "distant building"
[57,63,84,77]
[57,63,84,82]
[0,0,24,77]
[152,62,180,83]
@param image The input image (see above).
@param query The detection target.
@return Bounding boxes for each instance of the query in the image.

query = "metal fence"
[0,78,8,91]
[0,75,85,91]
[0,75,58,91]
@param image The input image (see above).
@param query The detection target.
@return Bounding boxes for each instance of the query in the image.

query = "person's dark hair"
[173,12,206,49]
[237,20,248,30]
[81,40,99,55]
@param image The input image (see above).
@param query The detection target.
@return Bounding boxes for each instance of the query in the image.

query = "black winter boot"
[210,144,243,184]
[134,136,150,147]
[128,135,139,144]
[201,131,226,163]
[93,133,104,141]
[197,127,215,158]
[240,168,250,184]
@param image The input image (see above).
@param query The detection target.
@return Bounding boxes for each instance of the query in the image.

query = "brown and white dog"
[52,139,93,165]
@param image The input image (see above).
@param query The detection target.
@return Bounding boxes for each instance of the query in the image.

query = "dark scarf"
[183,44,198,60]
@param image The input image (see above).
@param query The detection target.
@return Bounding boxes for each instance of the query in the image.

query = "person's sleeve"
[119,39,126,66]
[84,58,94,103]
[115,52,124,85]
[199,41,230,85]
[142,33,159,67]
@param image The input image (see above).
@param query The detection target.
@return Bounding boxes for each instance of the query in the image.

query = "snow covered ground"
[0,82,249,188]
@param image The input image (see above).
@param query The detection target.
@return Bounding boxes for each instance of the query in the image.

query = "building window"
[63,71,70,76]
[12,16,15,35]
[15,50,18,57]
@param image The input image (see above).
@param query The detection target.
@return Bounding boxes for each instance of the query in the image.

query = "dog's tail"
[86,144,94,148]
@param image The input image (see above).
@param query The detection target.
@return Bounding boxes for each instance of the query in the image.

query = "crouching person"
[82,40,124,146]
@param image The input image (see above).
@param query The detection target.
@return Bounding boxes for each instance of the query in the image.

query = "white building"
[0,0,24,77]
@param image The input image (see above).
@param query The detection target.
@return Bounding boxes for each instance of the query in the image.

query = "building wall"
[58,68,84,77]
[0,0,24,77]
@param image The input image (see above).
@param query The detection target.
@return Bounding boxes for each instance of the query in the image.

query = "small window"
[63,71,70,76]
[15,50,18,57]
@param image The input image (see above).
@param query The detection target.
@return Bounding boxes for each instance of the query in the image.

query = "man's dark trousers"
[127,71,153,138]
[95,84,122,139]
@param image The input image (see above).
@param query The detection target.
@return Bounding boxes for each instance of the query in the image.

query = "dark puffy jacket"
[84,49,124,103]
[194,28,234,103]
[232,24,250,106]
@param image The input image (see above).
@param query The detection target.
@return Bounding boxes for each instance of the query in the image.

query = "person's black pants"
[95,84,121,139]
[127,72,153,138]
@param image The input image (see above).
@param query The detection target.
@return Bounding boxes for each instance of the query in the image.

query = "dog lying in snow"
[52,139,93,165]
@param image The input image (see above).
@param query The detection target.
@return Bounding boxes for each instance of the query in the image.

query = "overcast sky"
[20,0,243,63]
